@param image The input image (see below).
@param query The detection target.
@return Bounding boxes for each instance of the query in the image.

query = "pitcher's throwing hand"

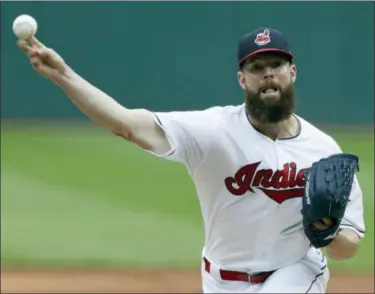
[18,37,67,80]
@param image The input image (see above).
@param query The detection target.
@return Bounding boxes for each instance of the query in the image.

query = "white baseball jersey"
[146,103,365,291]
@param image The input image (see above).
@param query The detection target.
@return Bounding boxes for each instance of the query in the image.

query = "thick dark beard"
[245,83,296,124]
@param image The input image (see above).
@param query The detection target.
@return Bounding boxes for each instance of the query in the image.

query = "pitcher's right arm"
[18,36,170,156]
[19,36,220,171]
[54,67,171,155]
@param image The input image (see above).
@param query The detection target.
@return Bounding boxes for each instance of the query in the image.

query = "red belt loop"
[203,257,211,273]
[203,257,274,284]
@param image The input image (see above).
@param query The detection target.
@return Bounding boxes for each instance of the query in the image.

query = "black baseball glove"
[301,153,360,248]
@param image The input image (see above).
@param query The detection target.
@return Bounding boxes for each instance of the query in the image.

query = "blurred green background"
[1,0,374,277]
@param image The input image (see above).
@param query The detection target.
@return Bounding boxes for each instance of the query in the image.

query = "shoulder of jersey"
[296,115,341,151]
[200,103,244,125]
[201,103,244,117]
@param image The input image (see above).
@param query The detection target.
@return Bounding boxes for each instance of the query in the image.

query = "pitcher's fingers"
[39,48,51,58]
[30,56,41,68]
[17,40,30,54]
[28,36,45,48]
[18,40,40,58]
[27,48,41,58]
[312,221,328,231]
[20,41,40,58]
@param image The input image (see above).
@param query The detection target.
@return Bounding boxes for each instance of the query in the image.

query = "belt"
[203,257,274,284]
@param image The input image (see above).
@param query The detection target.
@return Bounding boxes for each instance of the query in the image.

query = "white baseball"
[12,14,38,40]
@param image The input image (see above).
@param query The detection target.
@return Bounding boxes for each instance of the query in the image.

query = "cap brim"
[238,48,293,65]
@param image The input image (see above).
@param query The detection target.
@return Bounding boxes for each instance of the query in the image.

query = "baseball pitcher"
[17,27,365,293]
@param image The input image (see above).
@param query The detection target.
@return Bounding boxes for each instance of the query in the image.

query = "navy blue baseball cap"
[237,27,293,67]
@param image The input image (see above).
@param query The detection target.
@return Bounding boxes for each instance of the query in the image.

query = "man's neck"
[248,115,299,141]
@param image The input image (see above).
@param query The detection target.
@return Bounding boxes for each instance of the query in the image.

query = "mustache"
[258,81,282,93]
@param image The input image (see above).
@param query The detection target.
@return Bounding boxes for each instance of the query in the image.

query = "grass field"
[1,122,374,275]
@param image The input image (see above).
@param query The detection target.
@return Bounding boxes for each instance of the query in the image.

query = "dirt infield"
[1,268,373,293]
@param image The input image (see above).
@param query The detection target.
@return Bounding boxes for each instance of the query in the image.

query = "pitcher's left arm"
[326,175,365,260]
[326,228,361,260]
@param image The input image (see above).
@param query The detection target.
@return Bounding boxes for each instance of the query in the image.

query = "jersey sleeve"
[340,174,366,238]
[145,108,219,171]
[327,137,366,238]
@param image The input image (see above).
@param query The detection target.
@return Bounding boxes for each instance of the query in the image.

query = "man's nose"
[264,67,275,79]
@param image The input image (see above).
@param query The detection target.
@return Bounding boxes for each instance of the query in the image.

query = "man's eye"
[271,61,282,68]
[252,64,263,71]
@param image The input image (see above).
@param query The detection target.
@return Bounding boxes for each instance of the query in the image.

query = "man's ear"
[237,71,246,90]
[291,64,297,83]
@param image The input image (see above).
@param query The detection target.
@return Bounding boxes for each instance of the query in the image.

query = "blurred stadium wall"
[1,1,374,125]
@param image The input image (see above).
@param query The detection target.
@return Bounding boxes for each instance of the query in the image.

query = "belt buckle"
[247,274,253,283]
[247,272,262,283]
[247,272,257,283]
